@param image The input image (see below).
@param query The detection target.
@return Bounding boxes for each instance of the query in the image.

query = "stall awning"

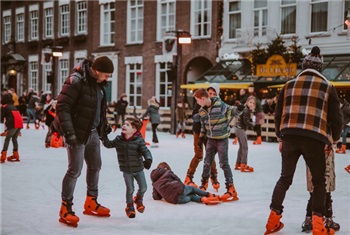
[268,81,350,89]
[181,82,253,90]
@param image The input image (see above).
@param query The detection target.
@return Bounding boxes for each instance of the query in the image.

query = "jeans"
[201,138,233,184]
[270,135,326,215]
[61,129,102,201]
[123,170,147,204]
[235,128,248,165]
[114,113,125,127]
[26,108,36,124]
[2,128,21,151]
[341,126,350,144]
[177,185,208,204]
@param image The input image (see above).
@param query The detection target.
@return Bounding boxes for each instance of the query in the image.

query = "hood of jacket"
[207,83,220,96]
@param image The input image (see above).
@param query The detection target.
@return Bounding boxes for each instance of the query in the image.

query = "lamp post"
[46,46,63,97]
[166,30,191,134]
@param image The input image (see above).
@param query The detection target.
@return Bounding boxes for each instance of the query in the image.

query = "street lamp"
[165,30,192,134]
[45,46,63,97]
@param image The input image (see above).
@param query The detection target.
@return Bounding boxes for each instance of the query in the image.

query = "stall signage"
[256,55,297,77]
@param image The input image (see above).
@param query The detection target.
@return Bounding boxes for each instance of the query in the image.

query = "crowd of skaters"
[1,49,350,235]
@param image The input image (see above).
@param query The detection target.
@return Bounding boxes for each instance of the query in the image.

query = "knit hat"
[92,56,114,73]
[207,83,220,96]
[302,46,323,72]
[1,93,14,105]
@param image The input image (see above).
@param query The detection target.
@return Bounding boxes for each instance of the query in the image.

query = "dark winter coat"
[114,98,128,115]
[151,167,185,204]
[192,102,201,134]
[236,106,254,131]
[142,105,161,124]
[54,59,109,144]
[1,94,23,129]
[275,68,343,145]
[341,100,350,129]
[102,132,152,173]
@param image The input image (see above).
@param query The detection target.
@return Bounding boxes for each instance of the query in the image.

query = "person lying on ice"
[150,162,221,205]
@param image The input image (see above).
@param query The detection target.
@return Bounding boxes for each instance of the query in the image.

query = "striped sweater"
[275,69,342,145]
[199,97,242,139]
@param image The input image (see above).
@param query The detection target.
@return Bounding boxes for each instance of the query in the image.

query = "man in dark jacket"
[54,56,114,227]
[264,46,342,235]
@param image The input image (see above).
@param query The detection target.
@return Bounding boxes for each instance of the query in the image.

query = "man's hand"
[143,159,152,170]
[65,135,78,148]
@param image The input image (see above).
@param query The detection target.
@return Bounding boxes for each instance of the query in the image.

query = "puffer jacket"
[102,132,152,173]
[236,106,254,131]
[54,59,109,144]
[151,167,185,204]
[142,105,160,124]
[1,94,23,129]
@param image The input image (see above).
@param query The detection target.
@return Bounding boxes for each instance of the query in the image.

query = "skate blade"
[345,168,350,174]
[83,210,110,217]
[221,196,239,202]
[59,218,78,227]
[264,222,284,235]
[204,201,221,205]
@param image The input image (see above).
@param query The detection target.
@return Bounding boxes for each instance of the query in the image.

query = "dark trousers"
[270,135,326,215]
[151,123,159,143]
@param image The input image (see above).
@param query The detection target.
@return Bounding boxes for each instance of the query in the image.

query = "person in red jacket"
[1,93,23,163]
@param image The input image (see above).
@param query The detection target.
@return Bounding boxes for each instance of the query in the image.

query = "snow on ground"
[0,124,349,235]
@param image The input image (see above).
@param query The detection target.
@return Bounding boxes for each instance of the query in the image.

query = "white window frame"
[310,0,328,33]
[99,1,115,46]
[42,63,52,92]
[74,50,87,65]
[190,0,212,38]
[58,52,70,93]
[28,55,39,92]
[280,0,296,35]
[3,10,11,44]
[154,55,173,109]
[59,3,70,37]
[227,0,241,40]
[157,0,176,41]
[16,7,25,42]
[253,0,268,39]
[29,5,39,41]
[76,0,88,35]
[127,0,144,44]
[125,56,143,108]
[44,2,54,39]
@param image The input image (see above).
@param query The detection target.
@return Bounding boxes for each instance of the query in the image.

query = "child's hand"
[144,159,152,170]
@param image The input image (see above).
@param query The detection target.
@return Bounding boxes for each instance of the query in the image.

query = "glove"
[237,104,245,112]
[143,159,152,170]
[65,135,78,148]
[197,136,207,149]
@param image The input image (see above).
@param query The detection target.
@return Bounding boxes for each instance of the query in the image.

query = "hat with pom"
[302,46,323,72]
[92,56,114,73]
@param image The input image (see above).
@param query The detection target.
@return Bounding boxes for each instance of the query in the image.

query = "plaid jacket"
[275,69,342,145]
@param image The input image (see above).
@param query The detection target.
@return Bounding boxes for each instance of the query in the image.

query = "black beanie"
[92,56,114,73]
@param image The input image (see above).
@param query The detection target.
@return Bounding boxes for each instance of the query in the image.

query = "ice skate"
[201,193,221,205]
[312,215,335,235]
[345,165,350,174]
[1,151,6,163]
[184,173,198,188]
[133,195,145,213]
[210,174,220,191]
[83,196,110,217]
[59,200,79,227]
[264,210,284,235]
[198,178,208,191]
[325,217,340,231]
[240,164,254,172]
[234,163,241,170]
[335,145,346,154]
[220,183,239,202]
[301,216,312,233]
[125,203,136,218]
[253,136,262,145]
[7,151,20,162]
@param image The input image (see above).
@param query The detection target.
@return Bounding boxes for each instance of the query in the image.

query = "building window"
[191,0,212,38]
[60,4,70,36]
[157,0,176,41]
[127,0,144,43]
[16,12,25,42]
[29,61,39,92]
[58,59,69,93]
[30,10,39,40]
[344,0,350,30]
[126,63,143,107]
[74,50,87,65]
[156,62,172,108]
[44,7,54,38]
[3,13,11,44]
[228,0,241,39]
[76,1,88,34]
[280,0,296,34]
[43,63,52,92]
[100,2,115,45]
[310,0,328,33]
[253,0,268,38]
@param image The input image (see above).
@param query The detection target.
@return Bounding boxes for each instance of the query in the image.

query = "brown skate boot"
[184,173,198,188]
[7,151,20,162]
[83,196,110,217]
[220,183,239,202]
